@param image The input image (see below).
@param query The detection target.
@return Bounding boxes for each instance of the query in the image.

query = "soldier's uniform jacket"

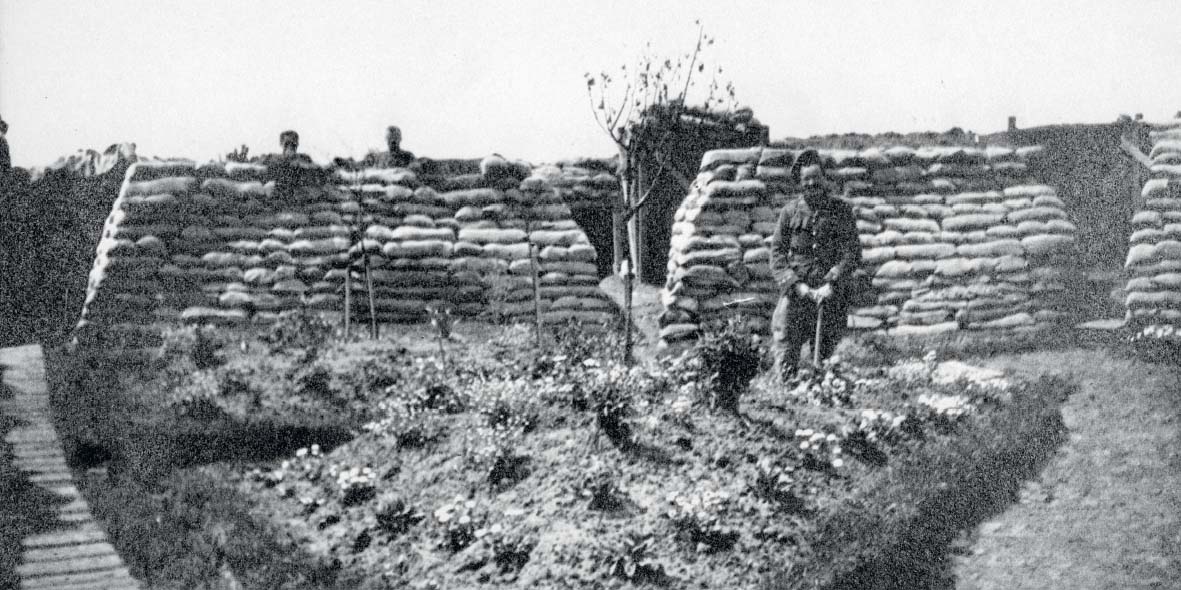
[769,195,862,295]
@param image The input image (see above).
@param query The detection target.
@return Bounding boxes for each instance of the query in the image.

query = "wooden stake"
[364,251,378,339]
[530,242,543,349]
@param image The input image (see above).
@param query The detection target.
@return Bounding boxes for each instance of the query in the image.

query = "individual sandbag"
[125,176,199,197]
[1015,220,1048,237]
[180,306,248,325]
[456,227,527,244]
[895,243,955,259]
[897,231,936,245]
[675,248,742,266]
[391,226,455,241]
[889,322,958,336]
[1126,291,1181,309]
[969,312,1035,330]
[482,243,531,260]
[289,237,350,256]
[383,240,454,258]
[875,260,915,278]
[934,257,984,277]
[956,239,1023,258]
[529,229,586,247]
[1007,207,1067,224]
[862,247,895,264]
[1002,184,1055,198]
[943,213,1005,232]
[1131,228,1165,244]
[882,218,940,234]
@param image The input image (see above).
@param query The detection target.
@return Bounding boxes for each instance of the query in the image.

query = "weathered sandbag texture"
[75,156,617,349]
[530,159,620,278]
[1125,118,1181,332]
[660,145,1077,343]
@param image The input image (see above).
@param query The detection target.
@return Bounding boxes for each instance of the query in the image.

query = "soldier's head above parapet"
[386,126,402,151]
[789,149,824,185]
[0,116,7,135]
[280,130,299,156]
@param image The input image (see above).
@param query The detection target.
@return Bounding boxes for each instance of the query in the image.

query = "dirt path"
[1,345,140,590]
[952,349,1181,589]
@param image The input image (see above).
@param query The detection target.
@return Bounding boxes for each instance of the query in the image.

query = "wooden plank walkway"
[1,345,140,590]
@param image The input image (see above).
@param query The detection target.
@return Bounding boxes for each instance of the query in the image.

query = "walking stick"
[813,298,824,367]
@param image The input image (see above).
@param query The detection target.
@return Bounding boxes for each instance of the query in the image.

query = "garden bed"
[49,317,1073,589]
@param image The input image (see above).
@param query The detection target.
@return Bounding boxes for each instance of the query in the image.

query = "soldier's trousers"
[772,293,848,378]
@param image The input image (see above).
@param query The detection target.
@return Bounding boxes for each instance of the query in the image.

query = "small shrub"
[578,457,628,512]
[463,421,530,490]
[333,465,377,506]
[752,457,807,512]
[262,308,337,355]
[472,523,536,576]
[691,318,763,412]
[375,496,424,538]
[167,371,230,421]
[364,398,448,449]
[664,487,740,553]
[584,361,638,448]
[433,496,486,552]
[595,531,667,583]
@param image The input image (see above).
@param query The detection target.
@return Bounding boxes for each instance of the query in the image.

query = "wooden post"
[363,249,378,339]
[622,259,634,365]
[530,241,543,349]
[343,263,351,336]
[632,154,646,283]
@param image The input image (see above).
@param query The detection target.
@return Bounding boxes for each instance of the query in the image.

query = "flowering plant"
[794,428,844,469]
[332,465,377,506]
[433,496,486,552]
[665,486,739,552]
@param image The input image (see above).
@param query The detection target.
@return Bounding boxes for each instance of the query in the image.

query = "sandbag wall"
[1125,119,1181,329]
[76,158,616,350]
[660,146,1078,343]
[340,163,615,324]
[530,159,620,278]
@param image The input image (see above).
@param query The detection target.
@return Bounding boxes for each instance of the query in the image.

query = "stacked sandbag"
[343,157,616,324]
[660,145,1077,344]
[531,159,620,212]
[531,159,620,278]
[1124,118,1181,330]
[77,159,353,347]
[76,155,619,347]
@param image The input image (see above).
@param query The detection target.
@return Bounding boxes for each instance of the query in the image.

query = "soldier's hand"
[812,283,834,302]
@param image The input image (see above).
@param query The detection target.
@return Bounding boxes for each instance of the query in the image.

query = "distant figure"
[0,115,11,178]
[269,129,314,199]
[362,125,416,168]
[277,130,312,162]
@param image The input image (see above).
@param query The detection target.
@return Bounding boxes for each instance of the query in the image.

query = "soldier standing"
[362,126,416,168]
[769,149,862,378]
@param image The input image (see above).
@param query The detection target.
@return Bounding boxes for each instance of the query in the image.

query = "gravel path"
[952,349,1181,590]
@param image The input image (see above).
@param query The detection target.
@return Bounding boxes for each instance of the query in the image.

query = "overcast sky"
[1,0,1179,167]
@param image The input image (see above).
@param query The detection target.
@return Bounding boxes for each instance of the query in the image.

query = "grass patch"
[777,375,1074,590]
